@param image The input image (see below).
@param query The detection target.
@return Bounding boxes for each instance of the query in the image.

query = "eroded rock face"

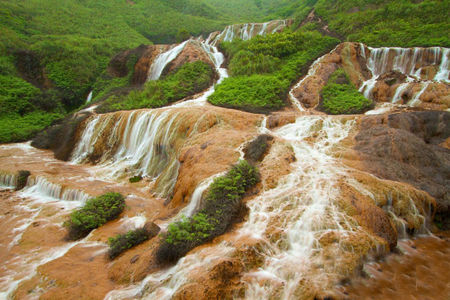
[108,44,150,78]
[162,40,216,77]
[290,42,450,111]
[132,44,170,85]
[352,111,450,213]
[31,111,92,161]
[130,40,216,85]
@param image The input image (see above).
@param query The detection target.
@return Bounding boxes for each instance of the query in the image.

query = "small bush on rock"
[156,160,260,264]
[65,192,125,240]
[319,69,374,115]
[108,228,150,259]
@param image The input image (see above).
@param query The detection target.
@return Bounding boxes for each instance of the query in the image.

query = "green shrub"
[210,30,339,112]
[129,176,143,183]
[108,228,150,259]
[0,111,63,143]
[315,0,449,47]
[243,134,273,162]
[319,69,374,115]
[229,50,280,76]
[65,192,125,240]
[97,61,214,113]
[156,160,260,263]
[208,75,285,112]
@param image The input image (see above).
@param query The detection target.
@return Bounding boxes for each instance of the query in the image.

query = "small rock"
[143,222,161,238]
[130,255,140,264]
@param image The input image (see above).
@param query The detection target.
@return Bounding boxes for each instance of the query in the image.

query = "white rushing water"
[21,176,90,209]
[171,33,229,108]
[86,91,93,104]
[211,20,288,46]
[105,116,375,299]
[359,45,450,103]
[70,110,182,198]
[0,173,98,298]
[0,173,17,189]
[147,40,189,81]
[289,46,339,111]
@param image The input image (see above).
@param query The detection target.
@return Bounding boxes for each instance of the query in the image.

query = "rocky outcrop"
[352,111,450,213]
[162,40,216,77]
[131,44,171,84]
[290,42,450,111]
[13,49,52,89]
[107,44,150,78]
[31,111,92,161]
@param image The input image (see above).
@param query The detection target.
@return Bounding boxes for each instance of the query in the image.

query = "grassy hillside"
[314,0,450,47]
[1,0,447,143]
[0,0,235,143]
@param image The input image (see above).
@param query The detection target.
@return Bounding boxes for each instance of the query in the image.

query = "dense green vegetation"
[65,192,125,240]
[108,228,150,259]
[0,0,259,144]
[319,69,373,114]
[209,30,338,112]
[314,0,450,47]
[1,0,447,143]
[157,160,260,263]
[97,61,214,112]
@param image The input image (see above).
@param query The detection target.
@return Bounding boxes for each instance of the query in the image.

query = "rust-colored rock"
[352,111,449,213]
[162,40,216,77]
[132,44,170,85]
[143,221,160,237]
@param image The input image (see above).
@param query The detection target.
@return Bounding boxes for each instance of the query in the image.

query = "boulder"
[143,222,160,238]
[353,111,450,213]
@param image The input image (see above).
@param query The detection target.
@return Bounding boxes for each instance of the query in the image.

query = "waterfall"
[71,115,101,163]
[0,173,17,189]
[289,46,339,111]
[408,82,430,107]
[435,48,450,81]
[259,22,269,35]
[104,116,364,299]
[211,20,288,45]
[391,82,410,103]
[359,45,450,101]
[172,32,229,107]
[70,109,183,198]
[147,40,189,81]
[21,176,90,208]
[177,172,225,218]
[86,91,93,104]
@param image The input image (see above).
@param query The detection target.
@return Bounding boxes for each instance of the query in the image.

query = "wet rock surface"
[338,232,450,300]
[353,111,450,213]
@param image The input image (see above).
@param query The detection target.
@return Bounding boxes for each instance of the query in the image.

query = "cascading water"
[70,109,184,198]
[105,116,409,299]
[171,33,229,107]
[147,40,189,81]
[211,20,288,45]
[0,173,17,189]
[86,91,93,104]
[289,46,338,111]
[21,176,90,208]
[359,45,450,103]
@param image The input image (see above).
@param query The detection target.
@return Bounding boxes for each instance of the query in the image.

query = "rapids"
[0,18,447,300]
[359,45,449,105]
[105,115,434,299]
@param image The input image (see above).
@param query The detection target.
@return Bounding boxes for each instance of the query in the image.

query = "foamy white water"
[147,40,189,81]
